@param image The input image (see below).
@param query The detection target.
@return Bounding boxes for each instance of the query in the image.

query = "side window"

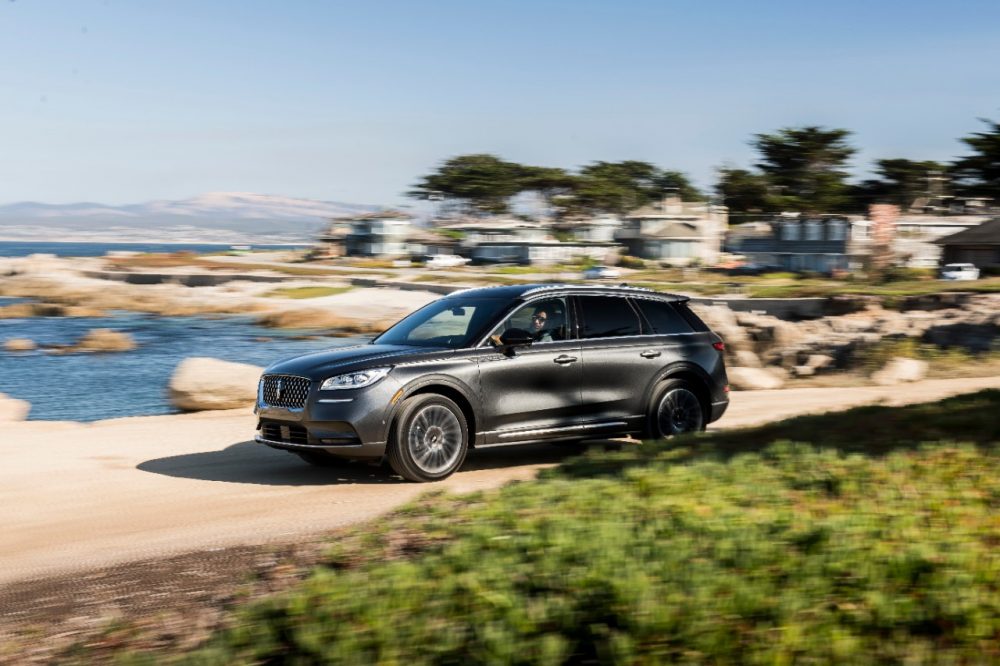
[632,298,692,335]
[499,297,570,344]
[578,296,641,339]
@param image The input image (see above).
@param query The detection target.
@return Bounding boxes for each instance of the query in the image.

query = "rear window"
[674,302,710,332]
[578,296,642,338]
[632,298,692,334]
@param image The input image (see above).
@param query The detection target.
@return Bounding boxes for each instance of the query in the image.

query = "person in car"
[530,304,564,342]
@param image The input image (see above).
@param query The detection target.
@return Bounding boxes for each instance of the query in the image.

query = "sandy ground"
[2,375,999,587]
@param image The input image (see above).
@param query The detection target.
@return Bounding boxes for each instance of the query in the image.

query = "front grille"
[261,421,309,445]
[260,374,311,409]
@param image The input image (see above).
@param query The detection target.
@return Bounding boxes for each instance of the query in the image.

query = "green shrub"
[616,255,646,269]
[168,392,1000,665]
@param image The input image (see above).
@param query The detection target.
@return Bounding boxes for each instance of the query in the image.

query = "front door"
[476,297,583,441]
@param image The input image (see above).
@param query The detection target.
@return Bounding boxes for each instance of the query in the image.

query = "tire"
[387,393,469,482]
[648,379,706,439]
[295,450,344,467]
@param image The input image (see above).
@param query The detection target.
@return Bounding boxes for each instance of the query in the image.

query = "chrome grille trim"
[259,374,311,410]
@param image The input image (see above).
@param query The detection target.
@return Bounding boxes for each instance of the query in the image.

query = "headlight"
[320,366,391,391]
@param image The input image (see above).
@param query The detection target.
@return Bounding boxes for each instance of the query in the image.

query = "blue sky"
[2,0,999,205]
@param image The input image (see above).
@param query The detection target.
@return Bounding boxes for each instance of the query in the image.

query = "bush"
[616,255,645,269]
[168,392,1000,665]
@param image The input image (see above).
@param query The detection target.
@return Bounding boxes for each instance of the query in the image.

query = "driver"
[530,304,563,342]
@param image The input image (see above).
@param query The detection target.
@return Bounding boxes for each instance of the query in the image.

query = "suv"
[255,284,729,481]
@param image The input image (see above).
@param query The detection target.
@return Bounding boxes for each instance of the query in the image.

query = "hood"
[263,343,449,381]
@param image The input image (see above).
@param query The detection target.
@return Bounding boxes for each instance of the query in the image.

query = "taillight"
[712,341,725,352]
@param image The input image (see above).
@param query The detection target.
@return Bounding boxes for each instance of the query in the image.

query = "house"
[343,210,413,257]
[730,215,871,273]
[615,197,727,265]
[551,214,622,243]
[935,217,1000,272]
[892,214,990,268]
[434,217,621,265]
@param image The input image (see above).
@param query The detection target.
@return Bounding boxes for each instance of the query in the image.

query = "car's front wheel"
[388,393,469,482]
[648,379,705,439]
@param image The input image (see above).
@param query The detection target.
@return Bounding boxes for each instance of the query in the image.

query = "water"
[0,313,364,421]
[0,241,307,258]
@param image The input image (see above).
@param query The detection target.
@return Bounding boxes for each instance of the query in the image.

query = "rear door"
[575,295,672,428]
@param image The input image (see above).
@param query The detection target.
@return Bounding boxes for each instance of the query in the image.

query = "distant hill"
[0,192,379,243]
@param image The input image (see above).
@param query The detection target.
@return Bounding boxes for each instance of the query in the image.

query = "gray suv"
[255,284,729,481]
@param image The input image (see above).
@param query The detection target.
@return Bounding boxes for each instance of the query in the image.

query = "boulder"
[793,365,816,377]
[169,357,263,411]
[0,392,30,421]
[871,357,928,386]
[727,366,785,391]
[805,354,834,370]
[74,329,137,353]
[732,349,762,368]
[3,338,37,352]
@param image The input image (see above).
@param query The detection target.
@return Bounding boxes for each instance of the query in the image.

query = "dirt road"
[3,375,998,586]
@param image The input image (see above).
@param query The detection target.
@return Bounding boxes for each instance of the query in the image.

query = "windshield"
[372,297,510,349]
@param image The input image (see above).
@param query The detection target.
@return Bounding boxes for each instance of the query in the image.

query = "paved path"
[3,375,998,585]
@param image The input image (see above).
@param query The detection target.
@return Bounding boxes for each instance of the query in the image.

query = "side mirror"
[492,327,534,350]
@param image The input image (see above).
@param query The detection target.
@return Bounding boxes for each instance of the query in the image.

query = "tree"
[752,126,856,213]
[715,167,772,215]
[849,159,948,212]
[951,118,1000,199]
[571,161,702,215]
[409,154,529,214]
[517,166,580,217]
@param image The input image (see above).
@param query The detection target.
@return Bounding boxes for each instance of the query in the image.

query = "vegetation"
[264,286,354,299]
[409,155,700,216]
[105,391,998,664]
[952,117,1000,199]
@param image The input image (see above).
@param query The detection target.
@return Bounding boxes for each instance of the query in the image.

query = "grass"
[93,390,1000,665]
[264,285,354,299]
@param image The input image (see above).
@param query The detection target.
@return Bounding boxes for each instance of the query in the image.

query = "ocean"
[0,241,308,258]
[0,307,363,422]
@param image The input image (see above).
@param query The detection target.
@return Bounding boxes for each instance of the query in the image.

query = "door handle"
[553,355,578,365]
[640,350,661,359]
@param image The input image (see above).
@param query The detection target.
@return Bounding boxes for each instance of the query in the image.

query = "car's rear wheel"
[648,379,705,439]
[388,394,469,482]
[295,450,344,467]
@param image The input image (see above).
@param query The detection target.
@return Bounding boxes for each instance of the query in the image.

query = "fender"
[379,373,483,445]
[643,361,715,407]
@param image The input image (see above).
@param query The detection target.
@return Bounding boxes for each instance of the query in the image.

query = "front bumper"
[709,398,729,424]
[254,375,401,461]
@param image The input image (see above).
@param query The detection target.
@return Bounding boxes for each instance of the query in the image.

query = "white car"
[582,266,622,280]
[939,263,980,280]
[427,254,469,269]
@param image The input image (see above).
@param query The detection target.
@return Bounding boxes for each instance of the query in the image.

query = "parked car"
[939,263,980,280]
[255,284,730,481]
[426,254,469,269]
[582,266,622,280]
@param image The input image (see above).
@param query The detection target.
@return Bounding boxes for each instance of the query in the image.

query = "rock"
[793,365,815,377]
[732,349,762,368]
[169,357,263,411]
[74,329,137,353]
[3,338,36,352]
[0,392,30,421]
[727,366,785,390]
[871,357,928,386]
[805,354,834,370]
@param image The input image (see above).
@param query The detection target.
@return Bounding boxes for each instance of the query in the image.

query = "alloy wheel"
[657,387,703,435]
[407,404,464,474]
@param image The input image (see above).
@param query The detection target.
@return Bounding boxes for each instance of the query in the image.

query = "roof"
[444,283,688,302]
[629,220,705,239]
[934,217,1000,246]
[332,209,411,221]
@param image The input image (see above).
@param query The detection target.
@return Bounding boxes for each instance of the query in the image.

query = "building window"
[782,223,801,241]
[805,220,822,241]
[829,220,846,241]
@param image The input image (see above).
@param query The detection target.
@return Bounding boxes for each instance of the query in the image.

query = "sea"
[0,240,307,258]
[0,241,355,422]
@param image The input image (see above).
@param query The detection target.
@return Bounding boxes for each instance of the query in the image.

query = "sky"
[2,0,999,206]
